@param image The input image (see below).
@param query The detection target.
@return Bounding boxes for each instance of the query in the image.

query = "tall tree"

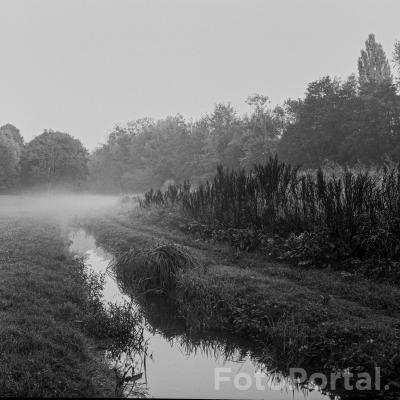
[88,115,198,192]
[240,94,282,168]
[21,130,88,188]
[278,76,361,166]
[394,40,400,85]
[358,34,392,91]
[0,124,23,190]
[344,35,400,164]
[200,103,245,173]
[339,82,400,164]
[0,124,24,147]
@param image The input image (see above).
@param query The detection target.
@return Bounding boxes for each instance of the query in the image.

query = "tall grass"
[140,156,400,273]
[111,243,201,294]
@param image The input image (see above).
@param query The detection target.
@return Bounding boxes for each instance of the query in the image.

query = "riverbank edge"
[0,217,118,397]
[81,206,400,399]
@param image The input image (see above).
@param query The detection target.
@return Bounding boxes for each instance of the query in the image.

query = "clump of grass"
[111,243,200,294]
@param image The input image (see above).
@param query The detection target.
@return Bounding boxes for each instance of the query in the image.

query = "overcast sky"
[1,0,400,150]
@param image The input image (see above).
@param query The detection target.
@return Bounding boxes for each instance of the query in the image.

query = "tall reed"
[140,156,400,266]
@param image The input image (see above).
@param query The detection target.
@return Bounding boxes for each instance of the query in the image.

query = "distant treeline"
[87,34,400,191]
[2,34,400,192]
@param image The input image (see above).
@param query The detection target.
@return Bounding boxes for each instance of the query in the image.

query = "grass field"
[0,216,116,397]
[82,205,400,399]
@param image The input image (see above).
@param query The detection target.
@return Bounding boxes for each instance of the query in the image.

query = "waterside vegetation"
[81,207,400,399]
[0,216,145,397]
[140,157,400,282]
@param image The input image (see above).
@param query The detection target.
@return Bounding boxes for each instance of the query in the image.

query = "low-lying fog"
[0,193,123,222]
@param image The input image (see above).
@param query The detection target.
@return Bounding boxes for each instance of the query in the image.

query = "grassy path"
[0,217,115,397]
[86,209,400,318]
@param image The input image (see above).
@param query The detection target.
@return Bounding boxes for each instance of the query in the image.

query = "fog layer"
[0,194,121,222]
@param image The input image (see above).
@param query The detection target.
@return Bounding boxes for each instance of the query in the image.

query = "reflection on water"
[69,229,328,399]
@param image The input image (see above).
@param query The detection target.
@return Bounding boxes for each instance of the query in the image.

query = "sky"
[1,0,400,150]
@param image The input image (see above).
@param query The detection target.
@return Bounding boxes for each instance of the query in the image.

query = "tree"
[278,76,361,166]
[341,35,400,164]
[21,130,88,188]
[88,115,198,192]
[341,82,400,164]
[0,136,20,190]
[240,94,282,168]
[199,103,245,173]
[358,34,392,92]
[0,124,23,190]
[394,40,400,86]
[0,124,24,147]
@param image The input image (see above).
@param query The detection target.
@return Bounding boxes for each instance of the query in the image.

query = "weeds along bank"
[83,210,400,399]
[0,216,142,397]
[141,156,400,282]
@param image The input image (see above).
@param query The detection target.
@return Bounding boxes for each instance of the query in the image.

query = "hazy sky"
[1,0,400,150]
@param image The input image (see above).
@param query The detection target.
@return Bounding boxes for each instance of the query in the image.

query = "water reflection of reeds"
[106,293,327,399]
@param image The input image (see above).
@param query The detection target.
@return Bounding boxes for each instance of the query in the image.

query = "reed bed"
[140,156,400,275]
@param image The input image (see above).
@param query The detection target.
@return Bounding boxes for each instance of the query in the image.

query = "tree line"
[2,34,400,192]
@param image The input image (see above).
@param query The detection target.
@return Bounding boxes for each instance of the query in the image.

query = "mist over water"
[0,193,121,222]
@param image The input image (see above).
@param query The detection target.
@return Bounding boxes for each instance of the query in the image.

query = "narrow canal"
[69,228,328,400]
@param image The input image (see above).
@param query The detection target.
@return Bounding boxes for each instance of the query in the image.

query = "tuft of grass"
[111,243,200,294]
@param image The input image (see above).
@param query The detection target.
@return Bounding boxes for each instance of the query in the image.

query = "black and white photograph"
[1,1,400,398]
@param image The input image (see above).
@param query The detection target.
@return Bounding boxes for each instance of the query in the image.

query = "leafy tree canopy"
[21,130,88,188]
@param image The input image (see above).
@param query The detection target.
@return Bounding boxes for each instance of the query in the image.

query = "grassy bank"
[0,216,123,397]
[82,206,400,399]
